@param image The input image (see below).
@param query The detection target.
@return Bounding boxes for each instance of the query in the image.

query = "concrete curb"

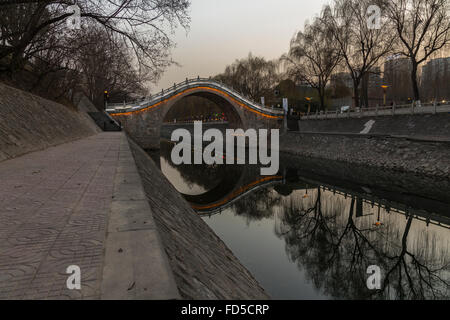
[101,133,180,300]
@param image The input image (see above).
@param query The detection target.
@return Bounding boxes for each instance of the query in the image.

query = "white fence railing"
[106,77,284,117]
[301,102,450,120]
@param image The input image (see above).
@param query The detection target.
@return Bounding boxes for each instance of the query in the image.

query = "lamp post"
[305,97,312,114]
[104,90,109,110]
[381,85,389,106]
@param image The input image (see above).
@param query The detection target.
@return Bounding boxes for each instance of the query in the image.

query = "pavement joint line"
[96,138,119,301]
[100,133,180,300]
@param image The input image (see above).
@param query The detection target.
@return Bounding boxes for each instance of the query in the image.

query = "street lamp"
[305,97,312,114]
[104,90,109,109]
[381,85,389,106]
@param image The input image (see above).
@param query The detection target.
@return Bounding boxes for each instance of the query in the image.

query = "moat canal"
[149,140,450,300]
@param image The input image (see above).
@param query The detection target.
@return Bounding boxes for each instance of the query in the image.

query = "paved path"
[0,132,178,299]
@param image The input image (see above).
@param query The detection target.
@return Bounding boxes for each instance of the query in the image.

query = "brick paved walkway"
[0,133,122,299]
[0,132,123,299]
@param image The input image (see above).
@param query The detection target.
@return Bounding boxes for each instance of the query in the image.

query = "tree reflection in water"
[271,187,450,300]
[155,141,450,299]
[231,188,281,225]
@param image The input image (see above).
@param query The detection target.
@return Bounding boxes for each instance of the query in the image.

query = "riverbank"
[0,83,268,300]
[279,132,450,179]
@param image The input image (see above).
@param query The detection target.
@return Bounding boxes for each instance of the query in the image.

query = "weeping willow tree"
[328,0,395,108]
[283,6,341,111]
[215,53,280,102]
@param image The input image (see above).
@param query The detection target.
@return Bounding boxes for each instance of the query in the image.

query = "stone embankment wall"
[298,114,450,139]
[279,153,450,209]
[128,138,269,300]
[280,132,450,179]
[0,82,100,162]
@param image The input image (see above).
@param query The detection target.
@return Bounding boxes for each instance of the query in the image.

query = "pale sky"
[154,0,330,93]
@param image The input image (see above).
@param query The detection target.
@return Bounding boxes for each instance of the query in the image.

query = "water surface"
[150,140,450,300]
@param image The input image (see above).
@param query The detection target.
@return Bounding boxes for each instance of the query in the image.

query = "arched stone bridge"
[106,77,285,149]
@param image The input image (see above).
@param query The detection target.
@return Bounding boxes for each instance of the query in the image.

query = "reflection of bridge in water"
[189,175,283,215]
[157,141,284,215]
[186,164,450,230]
[155,139,450,229]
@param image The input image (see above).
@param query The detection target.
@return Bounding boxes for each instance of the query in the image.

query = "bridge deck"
[0,132,178,299]
[106,78,284,118]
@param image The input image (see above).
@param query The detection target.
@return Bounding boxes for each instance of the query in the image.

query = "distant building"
[362,67,383,107]
[330,69,382,109]
[421,57,450,102]
[268,79,317,112]
[330,72,353,90]
[383,57,413,104]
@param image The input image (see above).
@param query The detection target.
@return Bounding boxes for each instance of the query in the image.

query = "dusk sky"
[154,0,330,92]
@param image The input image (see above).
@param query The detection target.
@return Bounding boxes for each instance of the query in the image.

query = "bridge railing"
[106,77,284,116]
[300,101,450,120]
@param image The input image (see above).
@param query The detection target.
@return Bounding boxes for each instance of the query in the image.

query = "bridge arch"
[160,88,247,129]
[107,78,284,150]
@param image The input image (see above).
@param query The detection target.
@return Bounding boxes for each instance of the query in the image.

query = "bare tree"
[329,0,394,108]
[72,25,151,108]
[27,32,81,99]
[385,0,450,102]
[283,7,341,111]
[0,0,190,75]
